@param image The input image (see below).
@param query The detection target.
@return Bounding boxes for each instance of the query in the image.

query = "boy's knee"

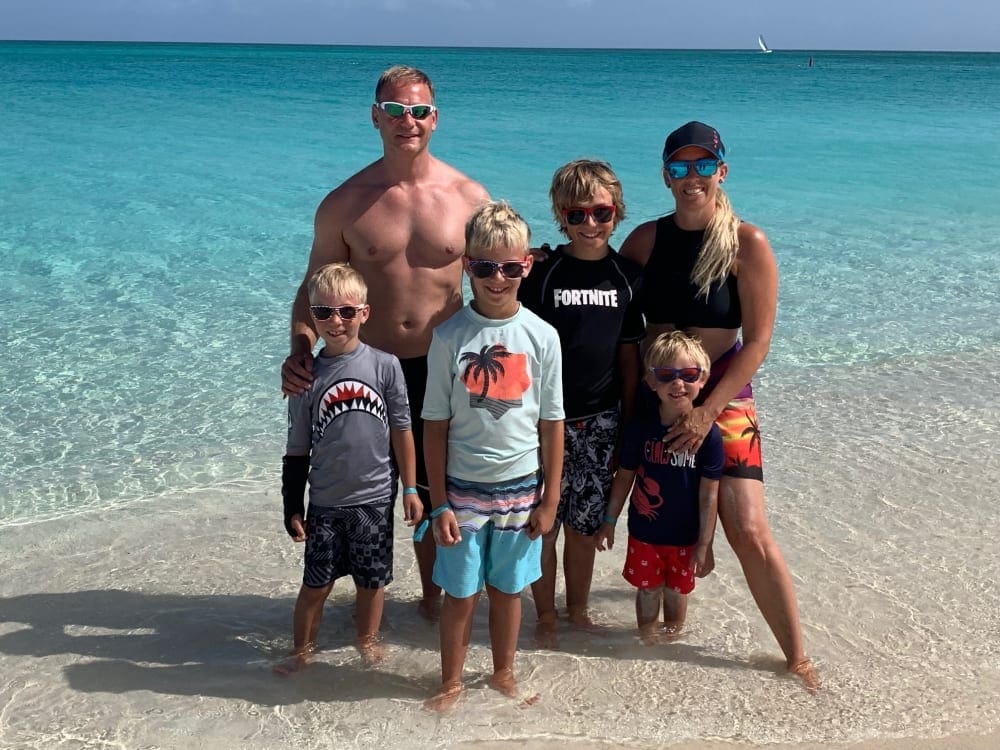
[298,582,333,604]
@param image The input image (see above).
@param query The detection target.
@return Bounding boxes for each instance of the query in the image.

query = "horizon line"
[2,38,999,54]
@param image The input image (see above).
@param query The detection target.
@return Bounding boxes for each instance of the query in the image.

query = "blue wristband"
[429,503,451,519]
[602,514,618,526]
[412,503,451,543]
[403,487,418,496]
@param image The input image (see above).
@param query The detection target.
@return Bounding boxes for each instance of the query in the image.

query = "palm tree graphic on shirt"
[459,343,530,419]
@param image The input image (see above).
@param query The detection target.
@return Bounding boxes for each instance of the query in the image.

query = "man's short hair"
[375,65,435,102]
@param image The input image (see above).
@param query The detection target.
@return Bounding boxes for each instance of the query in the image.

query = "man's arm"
[281,193,352,396]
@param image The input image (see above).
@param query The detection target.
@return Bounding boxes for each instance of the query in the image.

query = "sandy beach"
[2,353,999,749]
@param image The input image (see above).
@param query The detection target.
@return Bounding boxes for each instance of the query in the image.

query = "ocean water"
[1,43,999,749]
[2,43,998,521]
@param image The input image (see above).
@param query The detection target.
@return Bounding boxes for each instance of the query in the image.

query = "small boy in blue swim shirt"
[421,200,564,710]
[595,331,723,643]
[277,263,422,674]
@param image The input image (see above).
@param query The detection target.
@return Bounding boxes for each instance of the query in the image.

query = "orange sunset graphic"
[459,344,530,419]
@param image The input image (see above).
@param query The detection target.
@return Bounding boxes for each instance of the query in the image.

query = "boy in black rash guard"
[518,160,645,645]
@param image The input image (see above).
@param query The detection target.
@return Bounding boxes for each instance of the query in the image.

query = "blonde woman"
[620,122,818,691]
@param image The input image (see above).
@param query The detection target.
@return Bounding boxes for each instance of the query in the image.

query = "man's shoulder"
[317,162,387,211]
[426,157,490,202]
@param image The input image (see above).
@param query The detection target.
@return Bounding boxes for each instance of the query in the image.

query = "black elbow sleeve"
[281,455,310,537]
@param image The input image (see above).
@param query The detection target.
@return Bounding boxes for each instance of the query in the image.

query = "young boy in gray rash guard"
[276,263,422,674]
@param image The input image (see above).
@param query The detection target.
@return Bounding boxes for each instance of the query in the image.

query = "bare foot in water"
[789,657,821,694]
[566,607,607,635]
[638,624,662,646]
[356,635,388,667]
[424,680,463,712]
[489,667,519,698]
[272,649,312,676]
[491,668,540,708]
[638,623,683,645]
[533,612,559,649]
[417,595,442,623]
[660,622,684,642]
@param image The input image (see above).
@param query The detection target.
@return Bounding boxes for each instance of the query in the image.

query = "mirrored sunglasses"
[376,101,437,120]
[467,259,530,279]
[309,304,365,321]
[562,205,616,226]
[649,366,703,384]
[665,158,720,180]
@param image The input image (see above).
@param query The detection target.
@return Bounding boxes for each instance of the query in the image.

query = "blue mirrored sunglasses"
[665,158,721,180]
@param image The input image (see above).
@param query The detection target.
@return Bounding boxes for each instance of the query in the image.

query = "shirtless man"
[281,66,490,621]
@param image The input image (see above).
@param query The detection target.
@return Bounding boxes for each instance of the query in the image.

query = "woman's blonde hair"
[689,188,741,299]
[308,262,367,304]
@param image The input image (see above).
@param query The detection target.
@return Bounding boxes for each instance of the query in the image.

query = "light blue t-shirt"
[422,303,564,483]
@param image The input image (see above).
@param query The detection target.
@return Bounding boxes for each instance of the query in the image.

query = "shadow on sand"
[0,586,775,706]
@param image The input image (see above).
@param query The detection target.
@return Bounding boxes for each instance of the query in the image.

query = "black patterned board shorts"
[558,408,620,536]
[303,500,394,589]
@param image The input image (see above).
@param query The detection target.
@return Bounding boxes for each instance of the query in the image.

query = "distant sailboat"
[757,34,773,53]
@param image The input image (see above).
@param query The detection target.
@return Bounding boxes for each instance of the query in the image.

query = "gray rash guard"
[286,343,411,508]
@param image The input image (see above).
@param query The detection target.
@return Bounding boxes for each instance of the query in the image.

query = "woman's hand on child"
[402,497,424,527]
[288,514,307,543]
[593,524,615,551]
[663,405,714,454]
[432,510,461,546]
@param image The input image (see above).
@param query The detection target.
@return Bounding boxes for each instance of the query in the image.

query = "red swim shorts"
[622,536,697,594]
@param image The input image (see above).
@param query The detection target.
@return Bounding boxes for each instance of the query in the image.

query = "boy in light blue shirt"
[422,200,564,711]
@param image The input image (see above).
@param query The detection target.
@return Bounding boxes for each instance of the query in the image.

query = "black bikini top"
[640,215,742,329]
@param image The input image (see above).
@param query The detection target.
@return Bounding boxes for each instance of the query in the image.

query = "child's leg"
[354,584,386,665]
[635,586,663,644]
[563,526,599,627]
[561,409,617,629]
[274,582,334,674]
[529,526,560,644]
[486,584,522,697]
[661,588,688,639]
[425,592,479,711]
[414,531,442,620]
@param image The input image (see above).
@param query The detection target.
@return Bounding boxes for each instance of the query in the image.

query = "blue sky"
[3,0,998,51]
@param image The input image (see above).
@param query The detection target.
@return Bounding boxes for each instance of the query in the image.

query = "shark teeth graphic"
[314,379,388,442]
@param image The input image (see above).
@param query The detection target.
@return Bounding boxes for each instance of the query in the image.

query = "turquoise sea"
[2,42,998,522]
[1,43,999,749]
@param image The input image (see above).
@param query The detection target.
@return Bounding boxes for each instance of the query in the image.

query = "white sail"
[757,34,773,53]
